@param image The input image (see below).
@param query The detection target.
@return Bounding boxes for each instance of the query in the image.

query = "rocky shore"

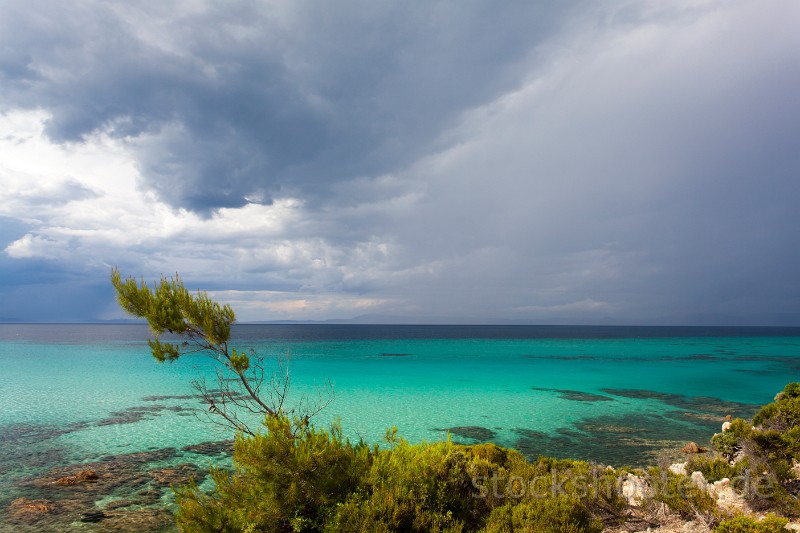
[5,425,798,532]
[2,442,232,532]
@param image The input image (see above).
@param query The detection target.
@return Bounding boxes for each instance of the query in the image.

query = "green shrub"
[712,419,753,458]
[329,440,479,532]
[175,415,373,532]
[645,467,717,518]
[521,457,624,519]
[712,431,741,458]
[774,397,800,429]
[174,415,625,532]
[751,427,800,480]
[754,383,800,430]
[714,513,789,532]
[780,382,800,400]
[482,496,603,533]
[686,456,737,483]
[329,488,465,533]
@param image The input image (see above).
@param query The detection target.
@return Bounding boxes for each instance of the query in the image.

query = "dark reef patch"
[141,394,197,402]
[663,410,724,431]
[97,405,199,426]
[531,387,613,402]
[203,389,252,402]
[181,440,235,456]
[673,354,722,361]
[0,421,91,495]
[437,426,497,442]
[732,368,779,376]
[0,421,89,447]
[96,448,179,465]
[513,412,712,467]
[380,353,413,357]
[522,355,597,361]
[599,388,760,419]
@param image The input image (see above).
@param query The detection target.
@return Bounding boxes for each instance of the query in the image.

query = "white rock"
[706,477,729,499]
[669,462,688,476]
[712,477,730,491]
[713,477,748,512]
[690,471,708,491]
[722,421,732,432]
[621,473,652,506]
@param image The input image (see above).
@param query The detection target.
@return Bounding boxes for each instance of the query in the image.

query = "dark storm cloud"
[0,0,577,211]
[1,0,799,325]
[357,0,800,325]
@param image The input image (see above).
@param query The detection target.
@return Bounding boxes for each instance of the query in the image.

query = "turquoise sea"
[1,324,799,531]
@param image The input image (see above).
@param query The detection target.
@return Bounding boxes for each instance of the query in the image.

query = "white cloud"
[0,109,410,319]
[207,289,394,321]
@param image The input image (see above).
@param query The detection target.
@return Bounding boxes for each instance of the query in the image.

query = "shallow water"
[1,324,798,530]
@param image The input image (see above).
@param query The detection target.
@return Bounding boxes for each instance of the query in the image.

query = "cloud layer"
[1,0,799,324]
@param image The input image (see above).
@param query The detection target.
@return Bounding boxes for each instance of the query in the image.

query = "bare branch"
[112,268,334,437]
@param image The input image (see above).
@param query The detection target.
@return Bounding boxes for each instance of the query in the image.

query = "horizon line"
[2,321,800,329]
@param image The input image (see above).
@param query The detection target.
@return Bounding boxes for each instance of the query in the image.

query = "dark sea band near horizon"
[1,324,799,529]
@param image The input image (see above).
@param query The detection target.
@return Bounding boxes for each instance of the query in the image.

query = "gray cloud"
[1,0,578,211]
[1,0,799,325]
[318,0,800,324]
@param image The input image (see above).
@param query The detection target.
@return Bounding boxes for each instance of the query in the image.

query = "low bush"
[483,496,603,533]
[714,513,789,532]
[175,415,373,532]
[687,455,738,483]
[712,418,753,458]
[175,416,626,532]
[645,467,717,518]
[754,383,800,431]
[522,457,625,520]
[329,439,494,532]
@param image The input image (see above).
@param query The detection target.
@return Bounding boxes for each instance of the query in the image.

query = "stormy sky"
[1,0,799,324]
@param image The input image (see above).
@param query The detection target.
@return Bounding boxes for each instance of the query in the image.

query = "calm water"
[1,324,799,529]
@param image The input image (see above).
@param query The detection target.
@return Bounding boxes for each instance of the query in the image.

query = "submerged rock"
[100,507,176,532]
[6,498,55,519]
[149,463,205,487]
[181,440,234,456]
[55,468,99,485]
[8,445,208,532]
[531,387,614,402]
[80,509,107,523]
[4,497,88,528]
[97,405,198,426]
[442,426,497,441]
[600,388,759,419]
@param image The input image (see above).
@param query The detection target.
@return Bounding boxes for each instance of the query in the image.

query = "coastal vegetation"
[172,384,800,532]
[110,272,800,532]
